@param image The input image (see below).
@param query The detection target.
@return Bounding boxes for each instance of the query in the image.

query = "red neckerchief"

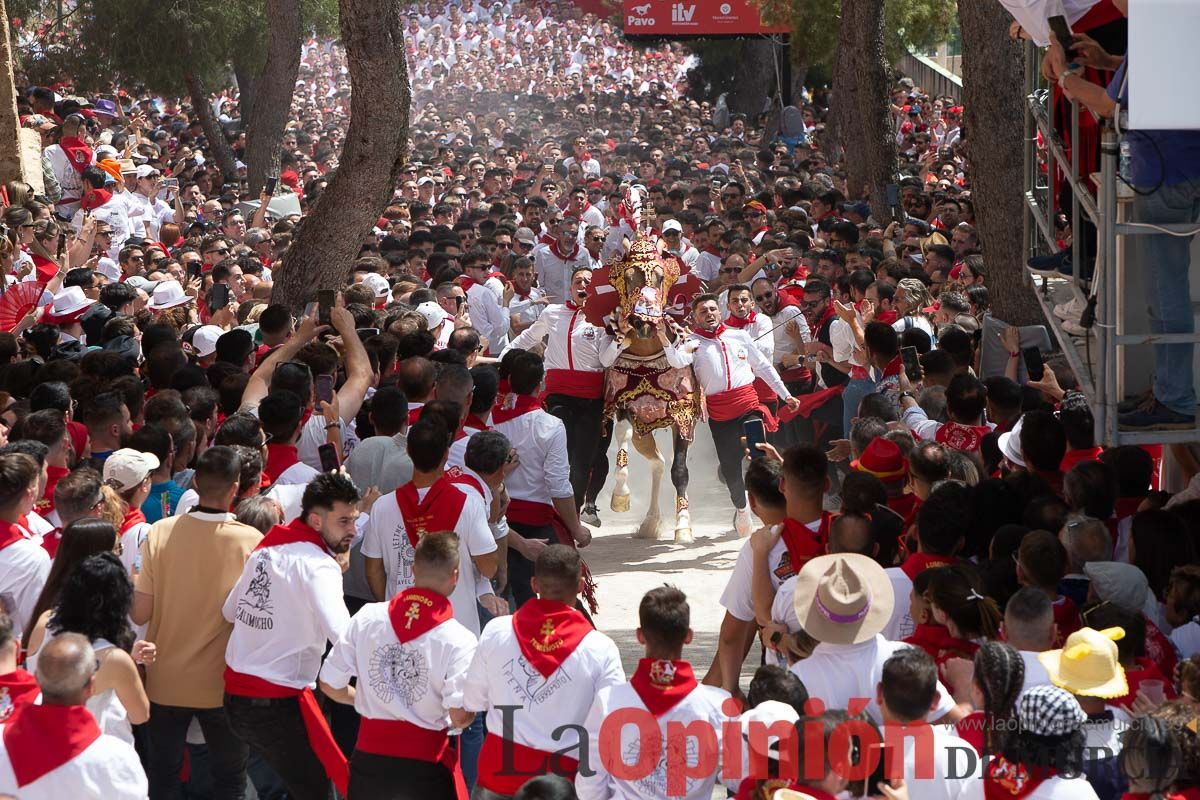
[464,414,490,431]
[31,253,58,285]
[984,756,1056,800]
[881,354,904,378]
[0,521,27,551]
[630,658,698,717]
[778,514,830,578]
[394,477,467,548]
[2,703,102,787]
[389,587,453,644]
[1060,446,1104,473]
[59,136,93,174]
[446,466,484,497]
[511,598,593,678]
[548,239,580,261]
[692,323,726,340]
[807,304,835,340]
[0,669,39,721]
[254,517,331,556]
[565,300,581,311]
[703,246,722,258]
[905,623,979,665]
[724,312,756,329]
[120,507,146,534]
[875,309,899,325]
[1114,496,1144,519]
[264,443,301,483]
[79,189,112,211]
[900,552,958,581]
[492,393,543,424]
[538,231,557,247]
[459,276,478,293]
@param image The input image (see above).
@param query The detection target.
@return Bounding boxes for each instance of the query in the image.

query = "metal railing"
[1020,41,1200,446]
[896,52,962,102]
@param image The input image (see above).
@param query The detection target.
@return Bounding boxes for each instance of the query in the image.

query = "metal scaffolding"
[1021,42,1200,446]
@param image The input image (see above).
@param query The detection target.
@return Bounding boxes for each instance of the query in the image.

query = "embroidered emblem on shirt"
[236,556,275,629]
[368,644,429,706]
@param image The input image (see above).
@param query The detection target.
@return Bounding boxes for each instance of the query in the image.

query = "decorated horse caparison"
[584,234,702,543]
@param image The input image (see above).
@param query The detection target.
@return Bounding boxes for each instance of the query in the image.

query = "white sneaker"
[1054,296,1083,321]
[1062,319,1089,337]
[734,507,753,537]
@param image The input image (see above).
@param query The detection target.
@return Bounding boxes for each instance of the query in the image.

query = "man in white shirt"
[223,473,361,800]
[577,585,731,800]
[660,219,699,270]
[789,552,959,725]
[460,545,624,799]
[503,267,615,522]
[506,258,548,337]
[461,249,508,355]
[361,415,499,637]
[72,166,131,259]
[533,216,591,304]
[662,294,799,535]
[0,634,147,799]
[321,532,478,800]
[258,390,322,487]
[126,165,175,240]
[491,351,591,607]
[0,453,50,639]
[877,647,983,800]
[1003,588,1055,695]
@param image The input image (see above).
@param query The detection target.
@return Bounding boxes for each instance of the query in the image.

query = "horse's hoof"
[634,518,662,539]
[610,493,631,513]
[674,527,694,544]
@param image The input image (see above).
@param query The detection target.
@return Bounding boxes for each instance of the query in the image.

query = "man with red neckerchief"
[362,415,499,637]
[577,585,731,800]
[0,453,49,641]
[461,545,623,800]
[321,531,478,800]
[664,294,799,537]
[882,482,966,642]
[459,250,509,356]
[533,216,590,305]
[503,267,615,523]
[0,634,146,798]
[491,351,591,608]
[222,472,361,800]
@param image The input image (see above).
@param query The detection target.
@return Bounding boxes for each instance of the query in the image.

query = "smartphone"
[56,233,66,259]
[886,183,902,222]
[315,373,334,405]
[162,177,179,189]
[901,346,922,382]
[187,259,203,280]
[356,327,380,339]
[208,283,230,314]
[318,443,340,473]
[1022,346,1045,382]
[317,289,335,326]
[1048,15,1075,56]
[743,417,767,456]
[264,175,278,195]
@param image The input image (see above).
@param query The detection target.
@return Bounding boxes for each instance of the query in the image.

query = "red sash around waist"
[476,732,580,795]
[706,383,780,431]
[356,716,468,798]
[506,498,555,526]
[223,668,348,795]
[545,368,604,399]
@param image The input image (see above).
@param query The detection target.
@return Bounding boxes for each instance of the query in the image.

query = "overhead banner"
[622,0,787,35]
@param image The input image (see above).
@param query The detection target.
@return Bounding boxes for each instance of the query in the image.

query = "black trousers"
[348,751,457,800]
[146,702,249,800]
[546,394,611,507]
[709,411,760,509]
[507,520,556,608]
[225,694,331,800]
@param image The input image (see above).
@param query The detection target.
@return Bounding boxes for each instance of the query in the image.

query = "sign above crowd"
[621,0,787,36]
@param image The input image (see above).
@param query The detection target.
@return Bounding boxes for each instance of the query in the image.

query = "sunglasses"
[720,268,739,275]
[800,299,823,309]
[753,293,775,302]
[495,242,512,249]
[206,248,230,256]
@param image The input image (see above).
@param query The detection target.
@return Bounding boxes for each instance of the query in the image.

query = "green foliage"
[747,0,956,66]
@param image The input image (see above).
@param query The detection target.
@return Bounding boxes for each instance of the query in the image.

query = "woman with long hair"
[20,518,121,651]
[987,685,1099,799]
[907,565,1002,683]
[2,206,36,280]
[25,552,153,742]
[953,640,1025,755]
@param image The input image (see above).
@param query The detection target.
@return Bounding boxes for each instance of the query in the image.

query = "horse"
[585,235,702,543]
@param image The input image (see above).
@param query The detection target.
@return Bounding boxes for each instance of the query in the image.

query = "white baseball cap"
[361,272,391,299]
[416,301,448,330]
[191,325,224,358]
[661,219,682,234]
[417,176,436,187]
[103,448,160,492]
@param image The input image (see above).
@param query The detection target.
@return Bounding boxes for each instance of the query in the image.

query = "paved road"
[578,422,761,689]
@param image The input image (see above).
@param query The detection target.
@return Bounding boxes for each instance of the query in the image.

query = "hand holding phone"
[1022,346,1045,382]
[316,374,334,405]
[901,346,923,382]
[208,283,230,315]
[317,290,335,327]
[742,417,767,457]
[318,443,340,473]
[264,176,278,196]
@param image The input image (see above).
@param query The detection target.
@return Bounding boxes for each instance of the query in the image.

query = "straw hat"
[1039,627,1129,699]
[792,553,894,646]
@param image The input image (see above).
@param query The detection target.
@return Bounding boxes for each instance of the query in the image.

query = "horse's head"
[613,236,678,340]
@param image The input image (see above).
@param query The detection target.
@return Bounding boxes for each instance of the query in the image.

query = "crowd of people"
[1,0,1199,799]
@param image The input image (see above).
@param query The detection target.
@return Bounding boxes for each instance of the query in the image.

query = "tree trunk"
[185,72,240,187]
[729,39,773,117]
[233,59,258,130]
[272,0,410,310]
[0,0,25,185]
[957,0,1039,324]
[831,0,895,218]
[242,0,302,194]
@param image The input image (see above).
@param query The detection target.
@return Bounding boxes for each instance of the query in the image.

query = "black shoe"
[1118,401,1196,431]
[1027,247,1073,277]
